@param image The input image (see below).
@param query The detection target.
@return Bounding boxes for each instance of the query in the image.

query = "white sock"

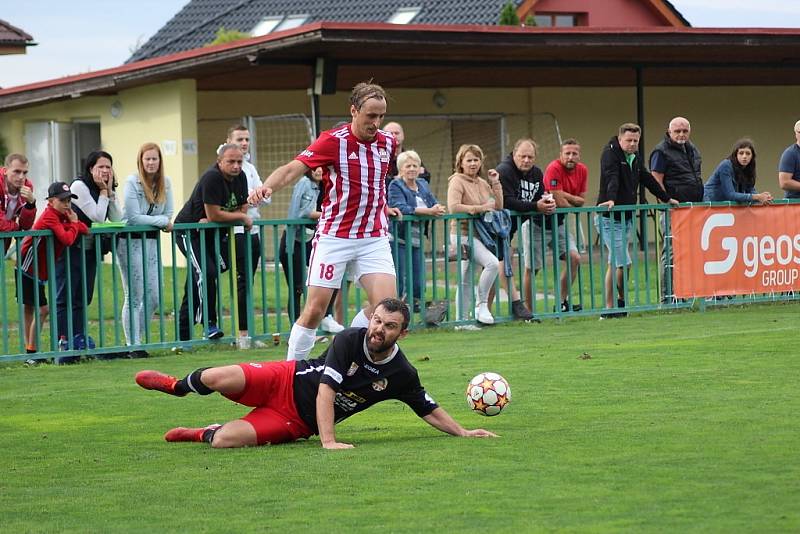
[350,309,370,328]
[286,323,316,361]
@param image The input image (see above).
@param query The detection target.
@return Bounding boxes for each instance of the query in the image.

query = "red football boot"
[164,424,221,443]
[135,370,186,397]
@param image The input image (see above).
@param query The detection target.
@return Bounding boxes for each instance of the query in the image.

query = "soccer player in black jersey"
[135,298,497,448]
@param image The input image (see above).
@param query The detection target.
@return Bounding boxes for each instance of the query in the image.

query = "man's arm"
[640,169,673,204]
[315,383,353,449]
[422,407,498,438]
[204,204,252,229]
[249,160,309,204]
[551,189,585,208]
[599,148,620,205]
[649,149,666,188]
[651,170,665,188]
[778,171,800,193]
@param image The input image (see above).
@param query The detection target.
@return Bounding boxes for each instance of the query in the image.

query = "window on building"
[387,7,422,24]
[275,14,308,31]
[533,13,577,27]
[252,15,308,36]
[251,16,282,36]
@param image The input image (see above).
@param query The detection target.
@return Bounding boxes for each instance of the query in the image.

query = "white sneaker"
[320,314,345,333]
[475,302,494,325]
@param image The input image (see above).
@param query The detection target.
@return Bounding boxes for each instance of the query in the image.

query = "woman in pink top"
[446,144,503,325]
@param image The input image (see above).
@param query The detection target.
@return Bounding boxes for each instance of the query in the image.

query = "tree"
[498,1,520,26]
[206,27,251,47]
[523,14,537,27]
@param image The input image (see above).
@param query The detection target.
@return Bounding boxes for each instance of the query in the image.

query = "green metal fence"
[2,202,797,363]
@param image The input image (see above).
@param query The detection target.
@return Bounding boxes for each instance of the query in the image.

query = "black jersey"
[292,327,438,434]
[175,164,248,224]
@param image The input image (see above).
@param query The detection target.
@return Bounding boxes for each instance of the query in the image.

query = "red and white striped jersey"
[296,124,395,239]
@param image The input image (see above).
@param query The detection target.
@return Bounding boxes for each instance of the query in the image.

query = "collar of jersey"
[362,335,399,365]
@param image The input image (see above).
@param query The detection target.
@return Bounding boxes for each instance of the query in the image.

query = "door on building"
[23,120,101,205]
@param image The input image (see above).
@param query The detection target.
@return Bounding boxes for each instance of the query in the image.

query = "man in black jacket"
[649,117,702,302]
[596,123,677,318]
[497,138,555,319]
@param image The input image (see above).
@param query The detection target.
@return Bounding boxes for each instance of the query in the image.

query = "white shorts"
[307,234,396,289]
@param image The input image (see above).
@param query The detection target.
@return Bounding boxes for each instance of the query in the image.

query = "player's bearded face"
[366,308,406,354]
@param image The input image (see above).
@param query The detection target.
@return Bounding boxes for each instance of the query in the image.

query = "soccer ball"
[466,372,511,416]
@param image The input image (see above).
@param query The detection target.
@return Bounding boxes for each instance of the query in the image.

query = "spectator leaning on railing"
[497,138,553,319]
[649,117,704,304]
[19,182,88,364]
[777,119,800,200]
[0,153,37,251]
[596,123,677,319]
[118,142,174,359]
[543,138,587,312]
[55,150,122,359]
[447,143,504,325]
[388,149,446,313]
[174,144,251,343]
[704,138,773,205]
[222,124,271,346]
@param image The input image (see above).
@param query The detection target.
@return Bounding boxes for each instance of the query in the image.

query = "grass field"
[1,303,798,532]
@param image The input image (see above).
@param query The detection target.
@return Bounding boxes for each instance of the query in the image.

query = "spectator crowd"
[2,82,799,365]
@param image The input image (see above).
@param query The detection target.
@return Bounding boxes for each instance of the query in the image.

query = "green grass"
[1,303,798,532]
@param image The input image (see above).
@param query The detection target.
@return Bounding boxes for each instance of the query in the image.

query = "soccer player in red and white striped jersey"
[249,82,402,361]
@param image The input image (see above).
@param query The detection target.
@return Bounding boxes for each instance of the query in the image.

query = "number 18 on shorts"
[307,235,396,289]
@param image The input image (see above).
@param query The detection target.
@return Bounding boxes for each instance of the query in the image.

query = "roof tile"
[128,0,515,62]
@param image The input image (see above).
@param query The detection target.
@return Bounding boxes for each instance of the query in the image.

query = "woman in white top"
[118,142,174,357]
[55,150,121,361]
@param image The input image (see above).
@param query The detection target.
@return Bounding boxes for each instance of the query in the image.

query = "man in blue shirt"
[778,119,800,199]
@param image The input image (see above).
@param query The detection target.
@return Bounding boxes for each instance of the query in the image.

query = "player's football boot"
[135,370,186,397]
[164,424,221,443]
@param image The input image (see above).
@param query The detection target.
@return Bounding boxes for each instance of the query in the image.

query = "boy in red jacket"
[18,182,88,362]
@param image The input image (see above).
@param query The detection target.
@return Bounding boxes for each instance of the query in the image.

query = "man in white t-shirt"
[223,125,271,345]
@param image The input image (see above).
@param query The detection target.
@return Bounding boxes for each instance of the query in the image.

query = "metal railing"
[2,201,797,363]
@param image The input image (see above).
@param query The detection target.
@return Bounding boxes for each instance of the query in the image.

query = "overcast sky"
[3,0,799,89]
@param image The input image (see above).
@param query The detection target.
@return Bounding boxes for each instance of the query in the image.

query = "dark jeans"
[395,243,423,304]
[235,232,261,331]
[55,244,98,343]
[177,229,229,341]
[279,231,336,323]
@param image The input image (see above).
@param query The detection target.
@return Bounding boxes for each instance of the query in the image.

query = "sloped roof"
[128,0,518,62]
[5,22,800,112]
[0,18,34,45]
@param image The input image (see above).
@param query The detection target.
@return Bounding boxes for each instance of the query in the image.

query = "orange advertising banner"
[672,204,800,298]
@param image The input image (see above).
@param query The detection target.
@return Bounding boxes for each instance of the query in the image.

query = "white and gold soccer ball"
[466,372,511,416]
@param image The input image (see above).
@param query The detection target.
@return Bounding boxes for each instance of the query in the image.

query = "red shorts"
[225,360,313,445]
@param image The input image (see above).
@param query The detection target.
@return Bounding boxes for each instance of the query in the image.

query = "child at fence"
[18,182,88,364]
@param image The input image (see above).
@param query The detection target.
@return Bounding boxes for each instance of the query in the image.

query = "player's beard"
[366,329,395,355]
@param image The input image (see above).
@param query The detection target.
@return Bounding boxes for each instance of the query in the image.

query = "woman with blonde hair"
[388,150,446,311]
[118,142,174,357]
[447,144,503,324]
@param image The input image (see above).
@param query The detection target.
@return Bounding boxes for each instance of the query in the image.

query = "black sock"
[175,368,213,395]
[201,426,219,444]
[617,299,626,308]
